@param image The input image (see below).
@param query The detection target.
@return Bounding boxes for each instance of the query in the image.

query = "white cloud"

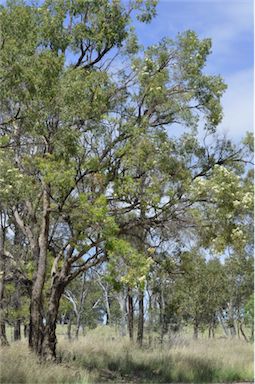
[218,68,253,140]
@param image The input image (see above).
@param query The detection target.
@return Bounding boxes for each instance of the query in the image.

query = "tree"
[0,0,252,360]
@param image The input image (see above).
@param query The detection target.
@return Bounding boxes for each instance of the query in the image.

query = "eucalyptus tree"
[0,0,252,360]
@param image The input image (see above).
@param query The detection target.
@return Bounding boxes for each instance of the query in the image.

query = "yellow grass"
[1,327,253,383]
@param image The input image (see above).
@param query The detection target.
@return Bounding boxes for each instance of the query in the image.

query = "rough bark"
[41,281,65,360]
[0,220,9,346]
[137,290,144,347]
[127,286,134,341]
[29,188,50,355]
[14,319,21,341]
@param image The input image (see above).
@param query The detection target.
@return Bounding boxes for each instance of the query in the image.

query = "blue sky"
[134,0,253,141]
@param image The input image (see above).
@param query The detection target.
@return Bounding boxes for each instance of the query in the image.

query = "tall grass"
[59,327,253,383]
[1,327,253,383]
[0,340,92,384]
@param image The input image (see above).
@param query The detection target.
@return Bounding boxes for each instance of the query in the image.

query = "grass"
[1,326,254,384]
[0,340,92,384]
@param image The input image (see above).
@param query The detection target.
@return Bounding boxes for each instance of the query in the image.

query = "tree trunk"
[75,273,87,338]
[0,220,9,346]
[148,291,153,347]
[41,281,65,360]
[239,322,248,343]
[75,313,81,339]
[117,291,127,337]
[218,313,228,337]
[250,320,254,342]
[67,316,72,340]
[29,188,50,355]
[29,294,44,354]
[104,293,111,326]
[137,290,144,347]
[127,286,134,341]
[193,319,199,339]
[24,323,29,338]
[14,319,21,341]
[159,288,167,345]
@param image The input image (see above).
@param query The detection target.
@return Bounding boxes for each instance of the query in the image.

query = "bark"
[14,319,21,341]
[67,316,72,340]
[250,321,254,342]
[227,302,236,337]
[159,288,167,344]
[75,273,87,338]
[104,293,111,326]
[75,313,81,339]
[41,280,65,360]
[193,319,199,339]
[29,188,50,355]
[137,290,144,347]
[147,291,153,347]
[218,313,229,337]
[239,322,248,343]
[24,324,29,338]
[0,220,9,346]
[117,291,127,337]
[127,286,134,341]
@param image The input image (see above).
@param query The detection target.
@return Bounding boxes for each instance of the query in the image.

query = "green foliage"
[106,238,153,288]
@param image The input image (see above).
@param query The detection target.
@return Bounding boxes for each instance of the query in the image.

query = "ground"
[0,326,253,384]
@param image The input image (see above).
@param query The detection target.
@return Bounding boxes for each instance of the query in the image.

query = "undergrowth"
[1,327,253,383]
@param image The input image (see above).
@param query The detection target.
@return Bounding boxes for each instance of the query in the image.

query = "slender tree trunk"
[250,320,254,342]
[193,319,199,339]
[104,293,111,326]
[127,286,134,341]
[75,313,81,339]
[239,322,248,343]
[159,288,167,345]
[0,220,9,346]
[148,292,154,347]
[118,291,127,337]
[75,273,87,338]
[137,290,144,347]
[14,319,21,341]
[67,316,72,340]
[218,313,228,337]
[24,323,28,338]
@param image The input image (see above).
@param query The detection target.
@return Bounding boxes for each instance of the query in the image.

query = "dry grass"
[1,327,253,383]
[0,340,92,384]
[59,327,254,383]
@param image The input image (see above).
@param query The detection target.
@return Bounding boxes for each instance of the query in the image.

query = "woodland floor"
[0,326,254,384]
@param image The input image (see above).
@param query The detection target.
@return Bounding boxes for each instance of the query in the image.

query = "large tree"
[0,0,252,359]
